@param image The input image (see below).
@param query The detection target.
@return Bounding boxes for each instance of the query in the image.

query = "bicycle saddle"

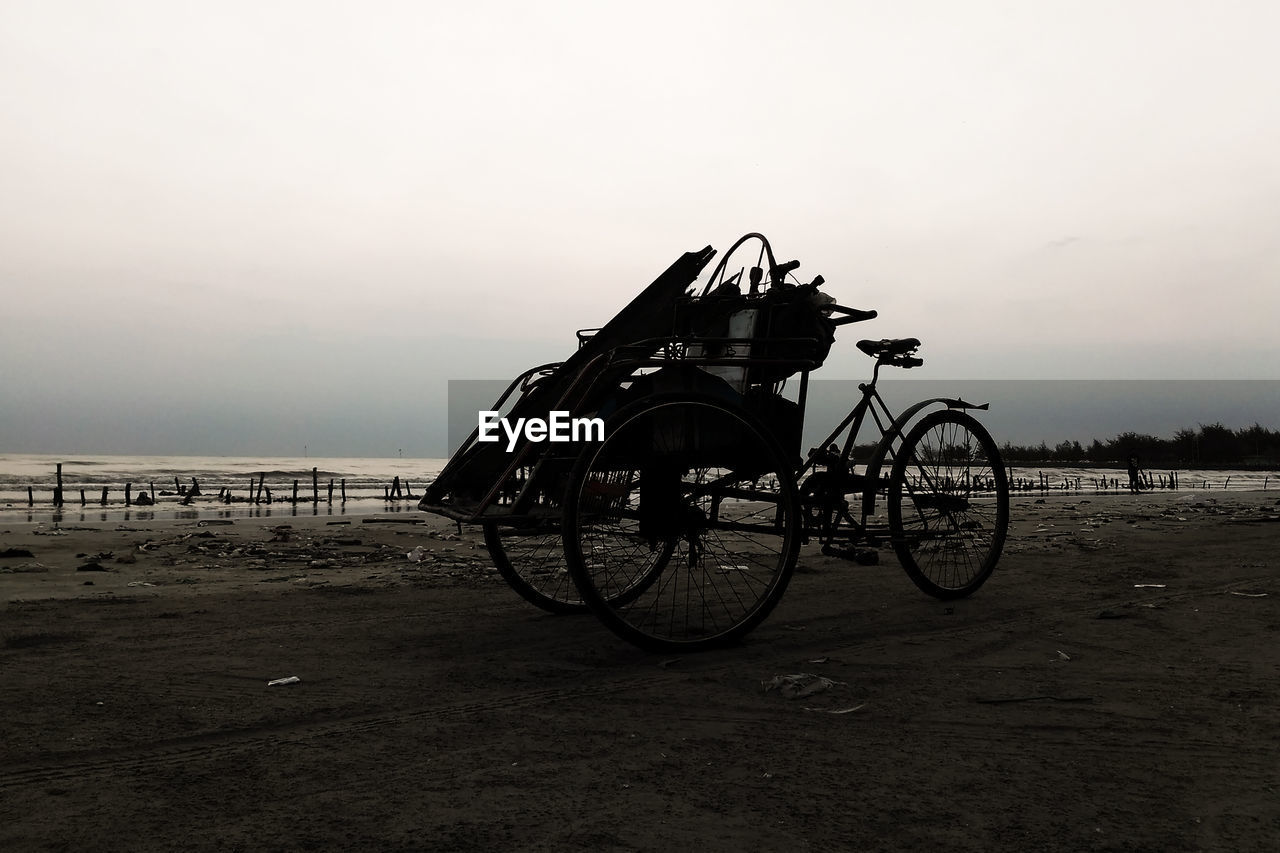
[856,337,920,358]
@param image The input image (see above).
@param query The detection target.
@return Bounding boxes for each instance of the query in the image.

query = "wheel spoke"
[565,397,799,650]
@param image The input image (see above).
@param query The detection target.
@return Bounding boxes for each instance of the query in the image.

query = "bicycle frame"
[798,357,991,545]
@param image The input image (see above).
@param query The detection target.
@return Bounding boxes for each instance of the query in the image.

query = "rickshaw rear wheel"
[564,393,800,652]
[483,523,587,614]
[887,409,1009,599]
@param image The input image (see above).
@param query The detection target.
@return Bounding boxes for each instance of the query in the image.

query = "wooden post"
[292,480,299,504]
[341,479,346,503]
[256,475,265,504]
[101,487,108,505]
[28,486,34,506]
[327,479,334,504]
[175,476,183,494]
[125,483,133,506]
[266,487,272,504]
[54,463,64,507]
[391,476,401,499]
[150,482,157,504]
[312,467,319,504]
[80,489,86,506]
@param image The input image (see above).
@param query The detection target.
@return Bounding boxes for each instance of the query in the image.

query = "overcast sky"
[2,1,1277,456]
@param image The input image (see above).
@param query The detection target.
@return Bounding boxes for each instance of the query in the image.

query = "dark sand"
[2,491,1279,851]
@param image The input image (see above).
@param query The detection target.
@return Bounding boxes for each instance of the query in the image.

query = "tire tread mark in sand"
[0,672,675,790]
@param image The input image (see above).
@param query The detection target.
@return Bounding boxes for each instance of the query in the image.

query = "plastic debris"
[406,546,429,562]
[763,673,843,699]
[1133,583,1166,588]
[267,676,301,686]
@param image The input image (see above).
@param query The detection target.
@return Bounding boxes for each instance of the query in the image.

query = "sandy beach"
[2,490,1278,851]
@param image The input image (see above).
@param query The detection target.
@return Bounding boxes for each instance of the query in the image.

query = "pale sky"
[2,1,1277,456]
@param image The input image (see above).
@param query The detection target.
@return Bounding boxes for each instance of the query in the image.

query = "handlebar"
[771,259,800,287]
[828,304,878,326]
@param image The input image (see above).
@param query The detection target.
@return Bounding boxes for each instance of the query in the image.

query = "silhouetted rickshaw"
[421,234,1009,651]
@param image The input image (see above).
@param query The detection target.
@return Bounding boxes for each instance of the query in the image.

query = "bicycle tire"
[888,409,1009,599]
[564,393,801,652]
[483,522,586,614]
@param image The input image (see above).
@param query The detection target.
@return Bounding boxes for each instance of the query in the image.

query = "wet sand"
[2,491,1279,851]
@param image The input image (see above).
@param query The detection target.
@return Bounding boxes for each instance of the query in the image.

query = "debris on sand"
[762,673,843,699]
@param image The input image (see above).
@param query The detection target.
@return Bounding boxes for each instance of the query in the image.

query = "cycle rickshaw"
[420,234,1010,652]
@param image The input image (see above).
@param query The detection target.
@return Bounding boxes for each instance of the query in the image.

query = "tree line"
[998,422,1280,467]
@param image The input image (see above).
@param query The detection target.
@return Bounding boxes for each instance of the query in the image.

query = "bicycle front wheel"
[564,394,800,652]
[888,409,1009,599]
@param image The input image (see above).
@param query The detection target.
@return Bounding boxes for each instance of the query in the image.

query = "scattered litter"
[717,564,749,573]
[267,676,301,686]
[406,546,429,563]
[803,703,866,715]
[1,562,48,573]
[196,520,234,527]
[126,581,155,587]
[1133,583,1167,589]
[808,657,830,665]
[763,673,843,699]
[1230,591,1268,598]
[1056,650,1072,661]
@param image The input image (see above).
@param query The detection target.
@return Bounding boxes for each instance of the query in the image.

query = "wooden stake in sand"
[327,479,334,504]
[54,463,64,507]
[101,487,108,505]
[341,479,346,503]
[27,486,34,507]
[125,483,133,506]
[292,480,299,504]
[312,467,319,504]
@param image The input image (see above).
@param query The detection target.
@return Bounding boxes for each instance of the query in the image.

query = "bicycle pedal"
[821,545,879,565]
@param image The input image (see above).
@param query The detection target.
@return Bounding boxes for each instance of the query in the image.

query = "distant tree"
[1052,440,1084,462]
[1197,422,1240,465]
